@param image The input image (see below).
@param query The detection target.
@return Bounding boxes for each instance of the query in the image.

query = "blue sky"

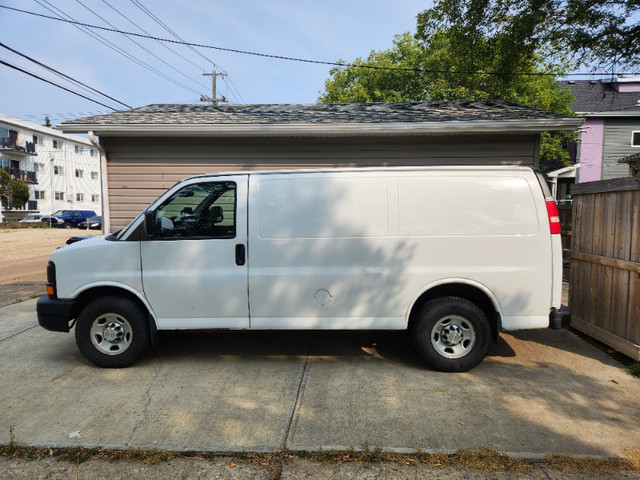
[0,0,426,125]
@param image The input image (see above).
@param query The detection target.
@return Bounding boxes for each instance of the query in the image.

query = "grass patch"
[545,453,633,474]
[56,447,102,465]
[625,449,640,471]
[299,447,533,473]
[627,362,640,378]
[0,443,638,477]
[6,426,16,456]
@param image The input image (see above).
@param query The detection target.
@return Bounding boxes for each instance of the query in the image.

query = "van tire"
[411,296,491,372]
[75,296,150,368]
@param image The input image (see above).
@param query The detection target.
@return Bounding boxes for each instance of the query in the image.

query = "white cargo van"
[37,166,568,371]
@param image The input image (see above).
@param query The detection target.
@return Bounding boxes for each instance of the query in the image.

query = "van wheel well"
[70,287,158,347]
[409,284,501,342]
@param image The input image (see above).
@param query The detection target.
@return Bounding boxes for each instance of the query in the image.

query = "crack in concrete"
[279,334,313,450]
[0,323,38,343]
[125,363,159,448]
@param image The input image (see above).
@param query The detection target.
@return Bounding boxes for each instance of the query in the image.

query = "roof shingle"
[562,80,640,114]
[61,101,572,127]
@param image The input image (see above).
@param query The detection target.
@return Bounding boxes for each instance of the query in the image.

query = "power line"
[129,0,244,103]
[32,0,205,96]
[73,0,211,92]
[0,59,118,110]
[3,4,639,77]
[130,0,215,66]
[0,42,131,109]
[100,0,203,72]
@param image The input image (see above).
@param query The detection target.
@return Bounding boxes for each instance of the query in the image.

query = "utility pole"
[201,68,228,104]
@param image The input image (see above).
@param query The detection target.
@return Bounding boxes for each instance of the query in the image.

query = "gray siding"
[102,134,539,230]
[603,119,640,180]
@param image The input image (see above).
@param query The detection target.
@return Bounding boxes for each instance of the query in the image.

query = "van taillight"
[46,261,57,298]
[546,200,561,234]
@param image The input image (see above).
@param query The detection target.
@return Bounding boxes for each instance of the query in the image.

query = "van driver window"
[155,182,236,239]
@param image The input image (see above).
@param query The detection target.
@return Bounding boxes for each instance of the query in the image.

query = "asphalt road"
[1,299,639,460]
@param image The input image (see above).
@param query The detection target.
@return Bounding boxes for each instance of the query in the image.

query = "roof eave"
[59,118,583,137]
[576,110,640,117]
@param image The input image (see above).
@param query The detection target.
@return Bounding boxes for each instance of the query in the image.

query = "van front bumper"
[549,306,570,329]
[37,296,75,332]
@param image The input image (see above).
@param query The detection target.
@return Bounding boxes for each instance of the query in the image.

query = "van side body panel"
[53,236,143,300]
[247,169,553,331]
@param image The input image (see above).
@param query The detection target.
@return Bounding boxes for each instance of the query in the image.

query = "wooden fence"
[569,176,640,360]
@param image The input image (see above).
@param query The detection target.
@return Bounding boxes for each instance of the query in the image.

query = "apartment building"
[0,113,102,223]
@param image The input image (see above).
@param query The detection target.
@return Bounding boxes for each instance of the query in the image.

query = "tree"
[0,169,30,209]
[319,31,576,163]
[319,33,426,103]
[416,0,640,72]
[11,180,29,209]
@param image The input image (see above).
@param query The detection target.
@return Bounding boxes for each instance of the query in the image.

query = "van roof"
[179,165,536,183]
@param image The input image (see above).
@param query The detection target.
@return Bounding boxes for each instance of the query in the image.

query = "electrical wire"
[129,0,244,103]
[100,0,202,72]
[32,0,205,96]
[0,58,118,110]
[73,0,211,92]
[3,4,638,77]
[0,42,131,109]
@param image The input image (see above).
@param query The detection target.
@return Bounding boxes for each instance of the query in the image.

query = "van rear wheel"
[75,296,150,368]
[411,296,491,372]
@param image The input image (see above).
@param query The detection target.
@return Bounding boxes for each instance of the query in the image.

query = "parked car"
[37,166,568,371]
[77,215,102,230]
[19,214,43,224]
[41,210,97,229]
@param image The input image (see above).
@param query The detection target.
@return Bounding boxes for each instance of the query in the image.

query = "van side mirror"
[143,210,155,237]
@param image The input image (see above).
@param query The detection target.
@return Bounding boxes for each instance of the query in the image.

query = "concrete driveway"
[1,299,639,458]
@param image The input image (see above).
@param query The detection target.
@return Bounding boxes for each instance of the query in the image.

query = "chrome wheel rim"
[90,313,133,355]
[431,315,476,359]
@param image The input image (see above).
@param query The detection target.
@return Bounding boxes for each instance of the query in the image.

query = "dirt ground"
[0,227,100,307]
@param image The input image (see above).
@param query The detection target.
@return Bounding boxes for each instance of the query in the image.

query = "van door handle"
[235,244,246,266]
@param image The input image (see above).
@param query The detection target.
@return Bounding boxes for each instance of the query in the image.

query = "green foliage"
[319,33,426,104]
[416,0,640,72]
[7,426,16,456]
[0,169,31,209]
[319,28,577,163]
[0,170,11,208]
[11,180,29,209]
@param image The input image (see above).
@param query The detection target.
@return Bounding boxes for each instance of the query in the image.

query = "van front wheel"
[411,297,491,372]
[75,296,150,368]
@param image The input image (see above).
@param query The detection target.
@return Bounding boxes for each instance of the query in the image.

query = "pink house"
[564,78,640,183]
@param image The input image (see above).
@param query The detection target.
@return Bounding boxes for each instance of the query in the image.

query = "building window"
[74,144,84,153]
[35,190,46,200]
[76,193,84,202]
[632,131,640,147]
[91,194,99,202]
[54,165,64,175]
[55,191,65,201]
[52,139,63,149]
[33,135,38,145]
[34,162,45,173]
[90,149,97,157]
[91,171,99,180]
[75,169,84,178]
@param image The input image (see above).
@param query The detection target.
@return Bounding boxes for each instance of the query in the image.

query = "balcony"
[0,138,37,156]
[2,167,37,184]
